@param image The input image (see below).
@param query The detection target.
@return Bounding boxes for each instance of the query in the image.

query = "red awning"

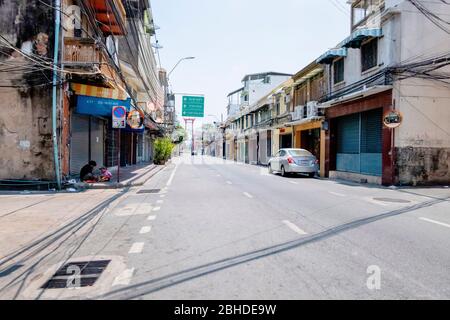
[89,0,127,36]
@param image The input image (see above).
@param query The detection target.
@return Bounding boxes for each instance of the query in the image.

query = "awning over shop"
[76,95,131,117]
[72,83,128,100]
[316,48,347,65]
[339,28,382,49]
[285,116,324,127]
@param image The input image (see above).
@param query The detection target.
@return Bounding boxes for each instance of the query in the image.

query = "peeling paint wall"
[393,1,450,185]
[396,147,450,186]
[0,0,55,180]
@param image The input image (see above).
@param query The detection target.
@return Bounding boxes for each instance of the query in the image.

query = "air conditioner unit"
[284,94,291,104]
[306,101,319,118]
[292,106,304,121]
[64,5,81,35]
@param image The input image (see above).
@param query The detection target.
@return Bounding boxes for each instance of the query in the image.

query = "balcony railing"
[63,38,101,65]
[63,37,124,88]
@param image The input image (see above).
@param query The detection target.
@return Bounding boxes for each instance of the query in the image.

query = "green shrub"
[154,137,175,164]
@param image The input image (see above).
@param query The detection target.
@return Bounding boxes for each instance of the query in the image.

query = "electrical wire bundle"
[390,51,450,85]
[408,0,450,34]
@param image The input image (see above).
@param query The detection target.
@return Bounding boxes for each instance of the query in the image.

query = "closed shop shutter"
[90,118,104,169]
[337,113,360,154]
[360,109,382,175]
[336,109,382,176]
[70,114,89,176]
[361,109,382,153]
[336,113,360,173]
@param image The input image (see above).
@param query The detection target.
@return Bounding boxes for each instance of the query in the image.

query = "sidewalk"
[73,162,166,190]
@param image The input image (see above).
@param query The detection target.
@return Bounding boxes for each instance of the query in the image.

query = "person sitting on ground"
[79,160,98,182]
[98,167,112,182]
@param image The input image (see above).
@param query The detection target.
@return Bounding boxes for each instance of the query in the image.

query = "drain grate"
[373,198,411,204]
[41,260,111,289]
[137,189,161,194]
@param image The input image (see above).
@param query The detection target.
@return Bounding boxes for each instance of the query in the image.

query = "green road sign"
[182,96,205,118]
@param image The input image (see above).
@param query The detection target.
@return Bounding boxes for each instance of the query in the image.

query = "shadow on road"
[97,195,449,300]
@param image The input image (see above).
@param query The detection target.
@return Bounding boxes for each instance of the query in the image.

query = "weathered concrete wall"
[0,0,55,180]
[393,1,450,185]
[396,147,450,186]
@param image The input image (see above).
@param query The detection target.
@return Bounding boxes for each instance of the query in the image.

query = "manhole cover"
[137,189,161,194]
[41,260,110,289]
[373,198,411,204]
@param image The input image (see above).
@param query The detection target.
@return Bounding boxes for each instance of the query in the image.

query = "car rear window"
[288,150,313,157]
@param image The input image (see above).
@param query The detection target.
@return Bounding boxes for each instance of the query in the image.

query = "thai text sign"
[182,96,205,118]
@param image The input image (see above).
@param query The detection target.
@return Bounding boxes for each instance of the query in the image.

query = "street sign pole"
[112,105,127,184]
[192,119,195,155]
[117,128,121,184]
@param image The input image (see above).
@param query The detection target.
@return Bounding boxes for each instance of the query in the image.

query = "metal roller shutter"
[360,109,382,175]
[70,114,89,176]
[90,118,104,169]
[336,109,382,176]
[337,113,360,154]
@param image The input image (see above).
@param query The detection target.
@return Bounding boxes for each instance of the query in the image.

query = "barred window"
[361,39,378,72]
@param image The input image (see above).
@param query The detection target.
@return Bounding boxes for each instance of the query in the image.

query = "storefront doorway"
[301,128,321,161]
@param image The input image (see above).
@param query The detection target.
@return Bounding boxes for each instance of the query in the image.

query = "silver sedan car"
[268,148,319,177]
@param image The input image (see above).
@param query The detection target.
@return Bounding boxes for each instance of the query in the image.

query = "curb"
[75,165,166,190]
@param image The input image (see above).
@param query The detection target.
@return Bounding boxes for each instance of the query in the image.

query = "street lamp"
[168,56,195,79]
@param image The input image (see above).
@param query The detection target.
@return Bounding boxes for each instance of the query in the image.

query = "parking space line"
[129,242,145,254]
[419,217,450,229]
[283,220,308,235]
[112,268,135,286]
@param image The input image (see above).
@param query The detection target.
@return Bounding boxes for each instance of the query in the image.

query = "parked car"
[268,148,318,177]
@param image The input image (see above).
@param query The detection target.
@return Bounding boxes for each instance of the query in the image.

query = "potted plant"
[154,137,175,165]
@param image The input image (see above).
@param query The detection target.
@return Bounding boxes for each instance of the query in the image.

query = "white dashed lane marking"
[153,207,161,212]
[226,181,233,185]
[167,165,178,186]
[329,191,346,197]
[243,192,253,199]
[139,226,152,234]
[129,242,145,254]
[283,220,308,235]
[147,215,157,221]
[112,268,135,286]
[419,217,450,229]
[364,197,389,207]
[156,200,164,204]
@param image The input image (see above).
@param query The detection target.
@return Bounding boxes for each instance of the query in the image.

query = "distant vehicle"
[268,148,318,177]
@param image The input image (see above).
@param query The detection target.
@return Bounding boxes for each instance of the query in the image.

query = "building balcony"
[63,37,123,88]
[63,38,102,66]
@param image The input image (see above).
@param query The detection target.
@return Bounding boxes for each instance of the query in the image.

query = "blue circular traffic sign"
[113,106,126,118]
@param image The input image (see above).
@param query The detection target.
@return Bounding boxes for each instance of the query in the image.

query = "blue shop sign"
[76,95,131,117]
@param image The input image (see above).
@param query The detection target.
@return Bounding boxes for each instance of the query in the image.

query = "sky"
[151,0,351,128]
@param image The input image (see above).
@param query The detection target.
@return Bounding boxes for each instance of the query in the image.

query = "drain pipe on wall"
[52,0,62,190]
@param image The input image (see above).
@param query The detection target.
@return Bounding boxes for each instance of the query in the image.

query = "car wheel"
[281,166,286,177]
[308,172,315,178]
[268,164,273,174]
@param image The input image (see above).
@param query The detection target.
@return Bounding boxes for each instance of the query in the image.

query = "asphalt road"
[0,155,449,300]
